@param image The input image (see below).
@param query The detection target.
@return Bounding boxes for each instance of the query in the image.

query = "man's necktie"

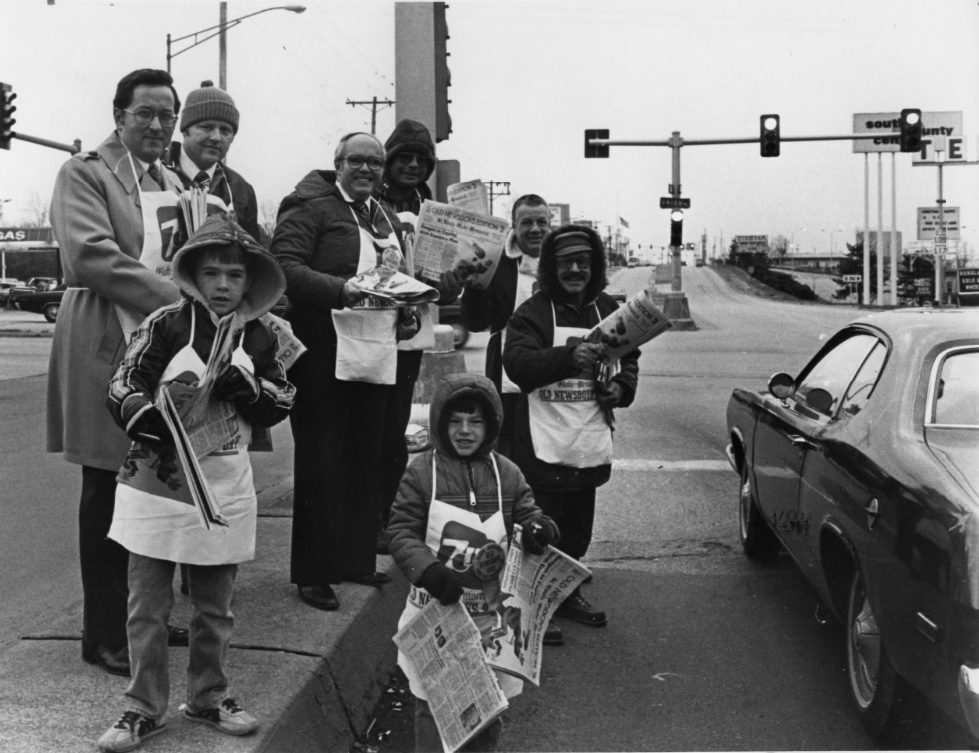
[146,163,165,190]
[352,200,376,228]
[194,170,211,191]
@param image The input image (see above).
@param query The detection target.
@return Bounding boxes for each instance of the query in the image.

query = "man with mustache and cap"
[502,224,640,629]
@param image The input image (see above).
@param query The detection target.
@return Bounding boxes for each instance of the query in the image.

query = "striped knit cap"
[179,80,240,134]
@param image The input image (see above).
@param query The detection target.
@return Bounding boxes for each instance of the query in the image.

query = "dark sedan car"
[13,284,66,322]
[726,309,979,741]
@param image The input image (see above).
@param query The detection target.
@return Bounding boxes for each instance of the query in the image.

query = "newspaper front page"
[586,288,673,364]
[350,265,440,306]
[394,600,508,753]
[413,200,509,290]
[446,180,490,215]
[484,524,591,686]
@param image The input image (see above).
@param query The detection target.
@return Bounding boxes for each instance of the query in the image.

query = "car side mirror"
[768,372,795,400]
[805,388,834,415]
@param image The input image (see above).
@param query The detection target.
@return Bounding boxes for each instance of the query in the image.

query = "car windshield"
[931,349,979,427]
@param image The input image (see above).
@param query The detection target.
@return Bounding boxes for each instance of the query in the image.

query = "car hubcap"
[849,580,881,708]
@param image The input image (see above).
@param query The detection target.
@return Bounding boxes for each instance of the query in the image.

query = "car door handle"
[787,434,816,449]
[864,497,880,529]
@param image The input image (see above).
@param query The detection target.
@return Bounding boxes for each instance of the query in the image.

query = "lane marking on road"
[613,459,732,472]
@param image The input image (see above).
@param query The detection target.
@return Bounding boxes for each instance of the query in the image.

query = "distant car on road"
[726,309,979,742]
[0,279,25,307]
[12,283,66,322]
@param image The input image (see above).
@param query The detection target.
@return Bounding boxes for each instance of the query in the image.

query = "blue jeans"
[124,553,237,719]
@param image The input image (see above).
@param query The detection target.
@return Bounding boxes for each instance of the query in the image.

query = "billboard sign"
[549,203,570,227]
[958,269,979,295]
[733,235,768,254]
[917,207,961,241]
[852,111,963,154]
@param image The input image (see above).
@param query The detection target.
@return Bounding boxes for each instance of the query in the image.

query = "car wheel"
[450,322,469,349]
[43,302,60,323]
[738,461,780,557]
[846,569,906,739]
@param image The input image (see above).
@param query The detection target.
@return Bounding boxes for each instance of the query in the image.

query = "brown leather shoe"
[166,624,189,647]
[82,644,131,677]
[298,585,340,611]
[554,589,607,627]
[543,620,564,646]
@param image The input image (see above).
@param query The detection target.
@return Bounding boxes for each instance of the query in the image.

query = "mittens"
[522,518,560,555]
[121,394,171,447]
[419,563,464,605]
[596,380,623,409]
[212,364,260,404]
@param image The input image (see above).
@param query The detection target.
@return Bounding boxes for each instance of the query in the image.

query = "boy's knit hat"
[180,81,240,134]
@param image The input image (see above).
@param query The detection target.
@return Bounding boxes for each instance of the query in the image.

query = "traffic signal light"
[433,2,451,143]
[899,108,922,153]
[760,114,780,157]
[670,210,683,247]
[584,129,609,158]
[1,83,16,151]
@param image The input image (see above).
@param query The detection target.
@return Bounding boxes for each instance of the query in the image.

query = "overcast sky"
[1,0,977,260]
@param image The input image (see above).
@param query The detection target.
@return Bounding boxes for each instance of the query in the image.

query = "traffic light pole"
[11,132,81,154]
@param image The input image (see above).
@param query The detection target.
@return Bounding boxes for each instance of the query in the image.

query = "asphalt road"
[1,270,972,750]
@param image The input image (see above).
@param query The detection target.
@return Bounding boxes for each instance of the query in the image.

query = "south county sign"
[852,111,964,155]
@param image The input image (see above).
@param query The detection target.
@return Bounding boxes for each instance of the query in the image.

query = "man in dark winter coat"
[460,194,551,456]
[270,132,405,612]
[503,224,640,628]
[163,81,260,242]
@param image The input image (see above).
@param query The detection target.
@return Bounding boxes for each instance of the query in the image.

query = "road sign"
[659,197,690,209]
[843,274,862,283]
[917,207,960,240]
[958,269,979,295]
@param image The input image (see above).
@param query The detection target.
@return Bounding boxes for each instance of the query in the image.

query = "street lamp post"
[166,4,305,90]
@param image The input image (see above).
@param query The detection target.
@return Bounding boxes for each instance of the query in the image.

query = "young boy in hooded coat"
[98,215,295,752]
[387,373,560,752]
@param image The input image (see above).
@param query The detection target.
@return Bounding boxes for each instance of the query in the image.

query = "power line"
[346,97,394,136]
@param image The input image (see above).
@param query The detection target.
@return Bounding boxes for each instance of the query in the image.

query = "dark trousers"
[288,339,390,585]
[532,486,597,561]
[379,349,423,528]
[79,465,129,652]
[495,392,521,460]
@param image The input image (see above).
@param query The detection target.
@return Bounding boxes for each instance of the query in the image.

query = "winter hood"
[537,223,608,304]
[430,373,503,461]
[172,214,286,322]
[384,119,436,182]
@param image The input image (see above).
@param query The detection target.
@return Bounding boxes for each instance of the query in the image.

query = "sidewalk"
[0,306,409,751]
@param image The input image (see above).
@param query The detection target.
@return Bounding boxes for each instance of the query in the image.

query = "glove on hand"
[522,518,560,555]
[396,307,421,341]
[212,364,260,404]
[596,380,623,409]
[572,342,606,375]
[121,395,171,447]
[419,563,464,605]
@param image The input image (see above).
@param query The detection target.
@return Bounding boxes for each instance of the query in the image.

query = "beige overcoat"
[46,131,181,470]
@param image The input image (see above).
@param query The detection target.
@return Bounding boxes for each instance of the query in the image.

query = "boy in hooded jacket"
[388,373,560,752]
[97,215,295,752]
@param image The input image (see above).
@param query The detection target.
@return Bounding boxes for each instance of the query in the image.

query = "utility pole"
[486,181,510,214]
[346,97,395,136]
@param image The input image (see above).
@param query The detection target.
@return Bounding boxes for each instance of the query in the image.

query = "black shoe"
[543,620,564,646]
[298,585,340,611]
[82,644,131,677]
[166,624,189,647]
[555,590,607,627]
[342,572,392,587]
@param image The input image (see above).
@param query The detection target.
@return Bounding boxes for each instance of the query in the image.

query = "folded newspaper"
[446,179,490,215]
[484,524,591,686]
[585,288,673,364]
[413,200,509,290]
[351,265,440,306]
[394,600,508,753]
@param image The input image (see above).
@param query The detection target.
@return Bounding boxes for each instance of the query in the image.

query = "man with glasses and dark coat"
[271,132,407,612]
[162,81,260,243]
[503,224,640,630]
[47,68,188,677]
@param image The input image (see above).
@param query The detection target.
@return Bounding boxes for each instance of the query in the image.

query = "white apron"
[396,453,523,701]
[527,302,614,468]
[500,255,538,394]
[332,201,401,384]
[114,153,182,341]
[110,306,258,565]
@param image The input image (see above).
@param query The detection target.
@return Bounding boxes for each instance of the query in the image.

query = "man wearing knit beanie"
[375,119,437,219]
[163,80,260,243]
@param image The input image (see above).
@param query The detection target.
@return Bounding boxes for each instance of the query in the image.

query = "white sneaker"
[98,710,166,752]
[182,697,259,736]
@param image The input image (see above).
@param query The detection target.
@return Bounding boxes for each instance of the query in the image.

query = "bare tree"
[770,234,789,262]
[24,192,49,227]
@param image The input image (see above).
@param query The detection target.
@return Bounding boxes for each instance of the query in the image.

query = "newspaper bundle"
[586,288,673,364]
[260,312,307,372]
[350,265,440,306]
[413,200,509,290]
[446,180,490,215]
[394,600,508,753]
[484,524,591,686]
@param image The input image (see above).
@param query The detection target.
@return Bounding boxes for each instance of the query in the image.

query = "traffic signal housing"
[899,108,922,153]
[433,2,451,143]
[584,129,609,158]
[760,114,780,157]
[1,83,16,151]
[670,210,683,247]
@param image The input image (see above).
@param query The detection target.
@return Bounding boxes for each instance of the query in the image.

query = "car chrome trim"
[958,665,979,739]
[725,443,738,472]
[916,612,940,643]
[926,345,979,427]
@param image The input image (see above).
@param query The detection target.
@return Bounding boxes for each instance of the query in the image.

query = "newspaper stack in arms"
[350,265,440,306]
[393,524,590,753]
[412,200,510,290]
[586,288,673,363]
